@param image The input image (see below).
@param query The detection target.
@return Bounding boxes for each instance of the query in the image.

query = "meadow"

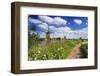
[28,39,82,60]
[28,32,88,61]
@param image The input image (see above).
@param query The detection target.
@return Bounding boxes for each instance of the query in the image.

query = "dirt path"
[67,44,81,59]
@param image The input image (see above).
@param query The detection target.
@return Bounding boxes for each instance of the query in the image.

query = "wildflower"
[43,54,46,57]
[58,48,60,50]
[38,51,41,54]
[60,47,63,49]
[34,57,37,60]
[38,47,41,50]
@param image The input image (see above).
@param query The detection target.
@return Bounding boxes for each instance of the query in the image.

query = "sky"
[28,15,88,39]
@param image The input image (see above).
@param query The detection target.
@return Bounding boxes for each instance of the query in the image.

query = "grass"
[81,40,88,58]
[28,40,80,61]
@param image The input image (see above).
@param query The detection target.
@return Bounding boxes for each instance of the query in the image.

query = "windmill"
[29,16,67,45]
[45,25,54,44]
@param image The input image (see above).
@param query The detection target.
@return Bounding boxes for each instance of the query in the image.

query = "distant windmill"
[45,25,54,44]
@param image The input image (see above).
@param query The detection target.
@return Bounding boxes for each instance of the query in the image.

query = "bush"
[81,41,88,58]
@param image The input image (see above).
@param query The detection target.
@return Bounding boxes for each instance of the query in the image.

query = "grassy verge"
[81,40,88,58]
[28,40,80,61]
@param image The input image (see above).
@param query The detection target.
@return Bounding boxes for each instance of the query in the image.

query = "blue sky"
[28,15,88,39]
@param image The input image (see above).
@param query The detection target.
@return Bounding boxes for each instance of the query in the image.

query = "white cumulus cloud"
[38,16,53,24]
[38,23,48,30]
[57,26,71,32]
[50,27,88,39]
[74,19,82,24]
[49,26,57,31]
[86,22,88,25]
[29,17,42,24]
[49,26,56,29]
[38,16,67,26]
[53,17,67,25]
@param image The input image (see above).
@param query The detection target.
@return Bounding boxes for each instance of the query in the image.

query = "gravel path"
[67,44,82,59]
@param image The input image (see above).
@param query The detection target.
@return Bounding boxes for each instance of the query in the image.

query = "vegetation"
[28,40,80,60]
[28,32,88,60]
[81,40,88,58]
[28,32,44,48]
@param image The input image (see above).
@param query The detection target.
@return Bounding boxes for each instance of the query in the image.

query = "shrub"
[81,41,88,58]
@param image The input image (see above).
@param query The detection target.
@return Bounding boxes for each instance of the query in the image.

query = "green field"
[28,40,81,61]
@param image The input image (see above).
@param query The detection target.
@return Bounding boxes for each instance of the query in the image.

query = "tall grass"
[28,40,80,61]
[81,40,88,58]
